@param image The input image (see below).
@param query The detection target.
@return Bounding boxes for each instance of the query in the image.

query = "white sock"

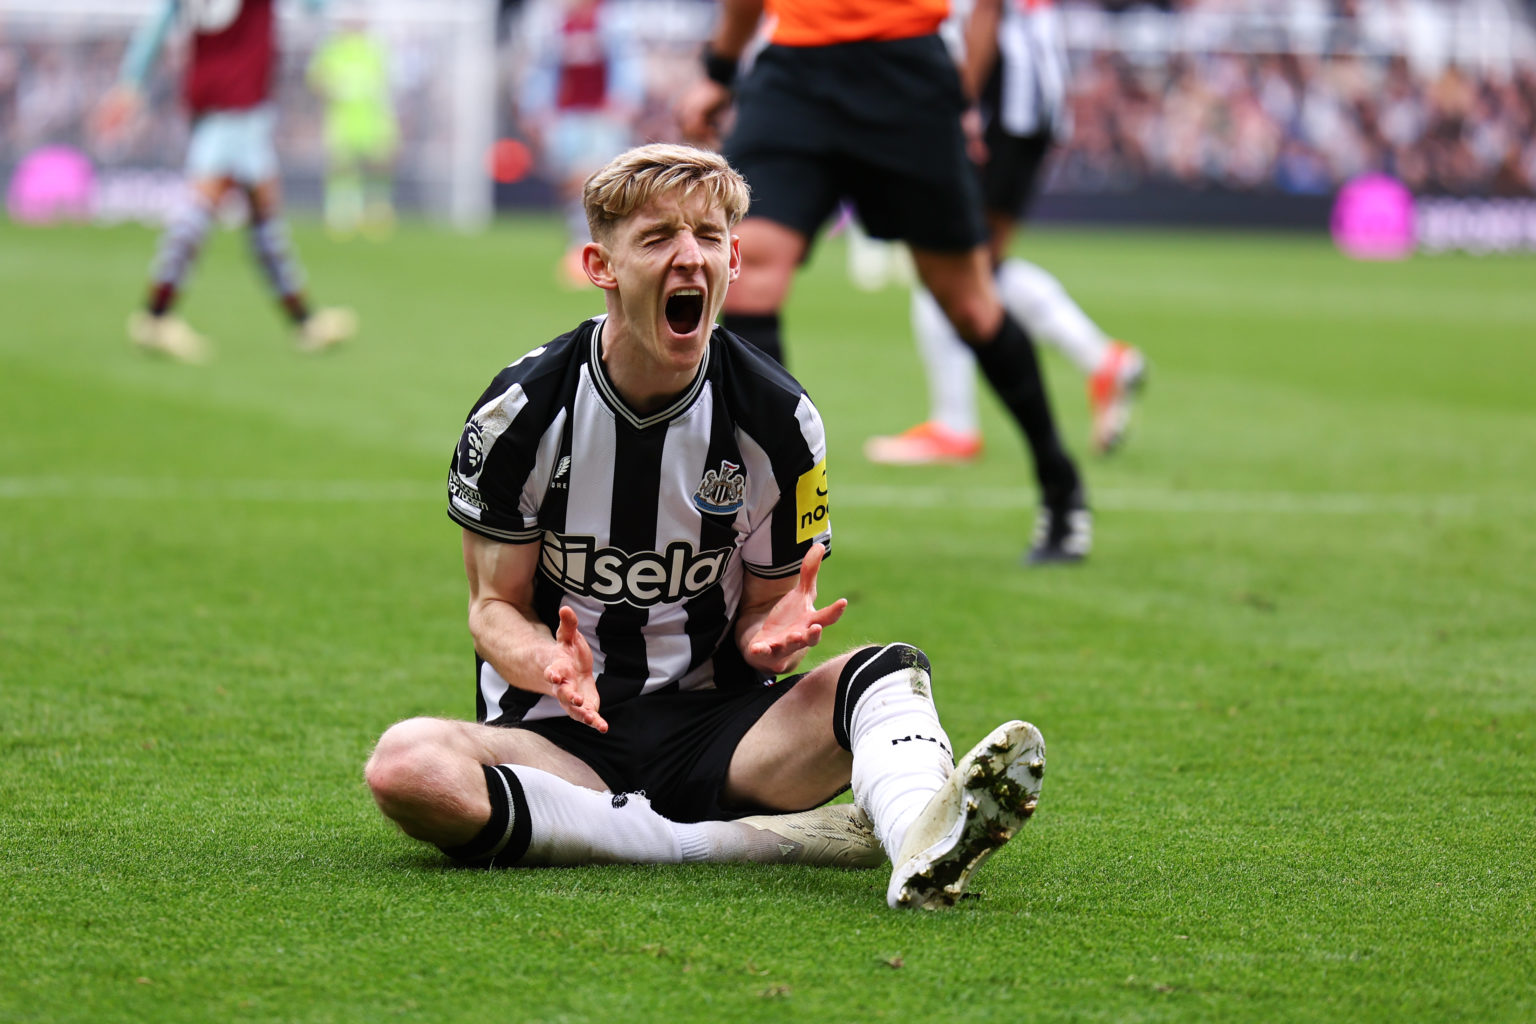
[843,645,955,862]
[911,288,980,434]
[996,258,1110,376]
[508,764,787,866]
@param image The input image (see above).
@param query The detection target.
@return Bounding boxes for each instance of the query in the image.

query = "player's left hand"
[675,78,733,150]
[744,544,847,675]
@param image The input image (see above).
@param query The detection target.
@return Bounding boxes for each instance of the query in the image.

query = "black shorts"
[725,35,987,252]
[981,125,1055,221]
[507,676,803,823]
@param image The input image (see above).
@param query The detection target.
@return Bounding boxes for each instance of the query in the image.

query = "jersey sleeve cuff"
[745,540,830,579]
[447,506,542,544]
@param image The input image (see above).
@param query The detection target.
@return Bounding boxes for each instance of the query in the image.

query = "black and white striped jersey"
[991,0,1069,139]
[944,0,1069,138]
[447,316,832,725]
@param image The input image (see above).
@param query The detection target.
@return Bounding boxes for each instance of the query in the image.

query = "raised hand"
[545,606,607,733]
[744,544,847,675]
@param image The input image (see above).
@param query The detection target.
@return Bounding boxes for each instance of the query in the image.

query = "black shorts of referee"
[724,34,988,253]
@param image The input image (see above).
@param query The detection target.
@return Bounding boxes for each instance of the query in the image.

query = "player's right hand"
[545,606,608,733]
[91,85,144,145]
[961,107,989,165]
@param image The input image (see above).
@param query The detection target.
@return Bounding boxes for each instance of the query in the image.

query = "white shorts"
[545,112,631,181]
[186,104,278,184]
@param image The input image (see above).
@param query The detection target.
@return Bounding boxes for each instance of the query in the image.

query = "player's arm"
[94,0,177,140]
[957,0,1002,164]
[676,0,765,146]
[703,0,765,66]
[462,530,607,732]
[119,0,177,91]
[735,544,847,677]
[962,0,1003,102]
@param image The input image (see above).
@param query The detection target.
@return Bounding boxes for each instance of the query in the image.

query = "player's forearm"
[468,598,564,698]
[119,0,177,89]
[733,574,789,651]
[708,0,765,60]
[962,0,1003,101]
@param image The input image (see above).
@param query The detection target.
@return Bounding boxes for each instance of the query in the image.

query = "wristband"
[702,45,738,89]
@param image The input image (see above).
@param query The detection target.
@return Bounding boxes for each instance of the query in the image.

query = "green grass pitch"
[1,215,1532,1023]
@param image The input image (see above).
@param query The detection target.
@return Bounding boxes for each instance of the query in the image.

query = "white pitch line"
[0,476,433,503]
[840,485,1536,517]
[1,476,1533,517]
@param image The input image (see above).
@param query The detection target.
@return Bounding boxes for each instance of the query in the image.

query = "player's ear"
[727,233,742,283]
[582,242,618,291]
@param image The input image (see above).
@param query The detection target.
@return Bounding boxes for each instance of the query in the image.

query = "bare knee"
[365,717,485,843]
[912,247,1004,343]
[365,718,434,811]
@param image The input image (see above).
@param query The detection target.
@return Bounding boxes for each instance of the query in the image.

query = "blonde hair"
[583,143,750,241]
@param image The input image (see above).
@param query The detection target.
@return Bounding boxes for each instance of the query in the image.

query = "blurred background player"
[865,0,1147,466]
[677,0,1091,564]
[514,0,645,287]
[308,16,398,240]
[94,0,356,363]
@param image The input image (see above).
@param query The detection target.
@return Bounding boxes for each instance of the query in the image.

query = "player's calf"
[834,643,955,861]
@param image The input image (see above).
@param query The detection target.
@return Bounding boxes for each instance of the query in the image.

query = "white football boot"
[128,311,209,364]
[886,720,1046,909]
[296,306,358,353]
[735,803,887,869]
[1088,341,1147,455]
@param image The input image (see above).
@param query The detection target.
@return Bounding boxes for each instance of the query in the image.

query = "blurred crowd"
[1052,1,1536,197]
[1,0,1534,206]
[0,18,447,186]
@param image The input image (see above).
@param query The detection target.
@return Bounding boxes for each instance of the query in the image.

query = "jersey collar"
[587,316,711,430]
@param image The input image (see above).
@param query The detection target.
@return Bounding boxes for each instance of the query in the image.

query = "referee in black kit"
[678,0,1091,565]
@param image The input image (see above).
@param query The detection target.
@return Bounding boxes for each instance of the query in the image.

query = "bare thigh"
[722,652,855,812]
[366,716,607,846]
[723,216,808,314]
[415,717,608,792]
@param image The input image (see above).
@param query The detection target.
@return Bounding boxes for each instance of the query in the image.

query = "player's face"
[588,189,740,382]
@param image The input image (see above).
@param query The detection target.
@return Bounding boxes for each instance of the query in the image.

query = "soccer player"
[514,0,646,287]
[95,0,356,363]
[307,18,398,239]
[865,0,1146,465]
[364,144,1047,910]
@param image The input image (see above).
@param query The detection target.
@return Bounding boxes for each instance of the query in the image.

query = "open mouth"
[665,289,704,336]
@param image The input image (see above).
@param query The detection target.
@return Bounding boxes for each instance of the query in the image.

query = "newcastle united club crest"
[692,459,746,515]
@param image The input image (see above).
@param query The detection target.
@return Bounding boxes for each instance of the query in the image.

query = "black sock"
[971,313,1081,507]
[148,282,176,317]
[832,644,931,751]
[721,312,785,366]
[439,764,532,867]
